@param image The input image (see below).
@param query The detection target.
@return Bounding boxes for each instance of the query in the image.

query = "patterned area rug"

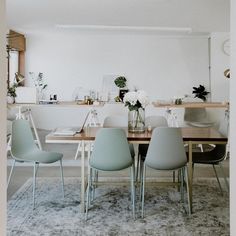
[7,177,229,236]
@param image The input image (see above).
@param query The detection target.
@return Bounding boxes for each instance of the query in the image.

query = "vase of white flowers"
[123,90,149,133]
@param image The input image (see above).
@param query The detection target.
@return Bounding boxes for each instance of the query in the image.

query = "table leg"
[188,141,193,213]
[28,109,42,150]
[80,140,85,213]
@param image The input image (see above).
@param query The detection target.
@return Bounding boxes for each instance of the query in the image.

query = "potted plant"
[192,84,209,102]
[114,76,129,102]
[7,83,17,103]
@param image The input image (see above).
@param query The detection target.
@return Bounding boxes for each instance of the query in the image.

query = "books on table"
[53,111,90,136]
[53,127,79,136]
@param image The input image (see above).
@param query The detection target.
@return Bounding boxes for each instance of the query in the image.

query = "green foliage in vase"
[192,84,209,102]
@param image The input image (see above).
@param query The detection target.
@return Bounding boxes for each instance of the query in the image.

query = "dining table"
[46,126,228,213]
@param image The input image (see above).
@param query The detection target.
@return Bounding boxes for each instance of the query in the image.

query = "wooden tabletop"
[46,127,227,143]
[152,102,229,109]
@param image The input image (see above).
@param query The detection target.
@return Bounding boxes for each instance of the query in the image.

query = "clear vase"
[128,108,145,133]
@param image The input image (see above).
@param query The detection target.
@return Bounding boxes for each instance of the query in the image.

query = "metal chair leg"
[192,163,195,180]
[212,164,223,194]
[130,165,135,219]
[180,168,184,202]
[139,158,143,183]
[7,159,16,188]
[33,162,37,209]
[185,166,191,215]
[219,163,229,192]
[85,167,92,220]
[173,170,175,183]
[139,160,144,201]
[136,153,140,182]
[59,159,65,198]
[141,164,146,218]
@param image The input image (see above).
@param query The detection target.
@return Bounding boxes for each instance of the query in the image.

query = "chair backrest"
[103,115,127,127]
[11,119,38,158]
[184,108,207,122]
[89,128,132,171]
[145,115,168,128]
[145,127,187,170]
[218,118,229,137]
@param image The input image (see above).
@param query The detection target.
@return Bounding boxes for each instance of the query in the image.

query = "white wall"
[25,31,210,101]
[211,32,230,102]
[22,30,222,129]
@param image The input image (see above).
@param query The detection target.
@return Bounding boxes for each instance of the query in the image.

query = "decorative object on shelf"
[192,85,209,102]
[174,98,183,105]
[7,73,25,104]
[114,76,129,101]
[224,69,230,79]
[29,72,47,100]
[7,83,17,103]
[124,90,149,133]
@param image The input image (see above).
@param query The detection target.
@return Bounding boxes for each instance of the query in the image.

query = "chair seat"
[187,121,214,128]
[13,150,63,163]
[187,144,226,164]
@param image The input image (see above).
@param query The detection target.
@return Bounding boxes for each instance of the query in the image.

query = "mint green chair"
[137,115,168,181]
[86,128,135,220]
[141,127,191,217]
[103,115,135,157]
[7,119,64,208]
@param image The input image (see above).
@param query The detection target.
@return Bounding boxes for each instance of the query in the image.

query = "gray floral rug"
[7,177,229,236]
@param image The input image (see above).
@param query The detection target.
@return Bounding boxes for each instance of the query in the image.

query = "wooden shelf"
[152,102,229,109]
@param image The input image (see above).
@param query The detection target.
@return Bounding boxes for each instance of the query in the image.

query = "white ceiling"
[6,0,230,33]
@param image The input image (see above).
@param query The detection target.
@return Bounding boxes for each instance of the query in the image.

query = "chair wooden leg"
[59,159,65,198]
[7,159,16,188]
[212,164,223,194]
[141,164,146,218]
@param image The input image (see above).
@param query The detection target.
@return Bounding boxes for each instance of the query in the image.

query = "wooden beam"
[7,30,26,51]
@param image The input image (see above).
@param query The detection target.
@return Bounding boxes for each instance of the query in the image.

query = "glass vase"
[128,108,145,133]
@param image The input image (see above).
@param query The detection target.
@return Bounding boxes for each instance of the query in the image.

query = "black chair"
[189,144,229,193]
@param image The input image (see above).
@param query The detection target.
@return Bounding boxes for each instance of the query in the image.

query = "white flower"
[123,91,137,106]
[137,90,149,107]
[124,90,149,110]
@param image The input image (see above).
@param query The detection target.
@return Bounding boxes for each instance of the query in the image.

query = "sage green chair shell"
[141,127,191,217]
[103,115,135,158]
[7,119,64,208]
[137,115,168,181]
[86,128,135,219]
